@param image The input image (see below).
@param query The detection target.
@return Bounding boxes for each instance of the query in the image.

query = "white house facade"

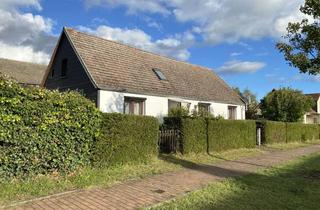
[43,27,246,120]
[304,94,320,124]
[97,90,245,120]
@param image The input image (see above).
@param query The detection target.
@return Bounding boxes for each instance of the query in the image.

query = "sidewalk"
[4,145,320,210]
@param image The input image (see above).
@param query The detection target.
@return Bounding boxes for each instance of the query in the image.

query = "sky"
[0,0,319,99]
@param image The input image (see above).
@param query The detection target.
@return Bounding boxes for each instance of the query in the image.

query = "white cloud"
[230,52,243,57]
[218,60,266,75]
[85,0,310,44]
[84,0,170,15]
[0,41,50,64]
[78,25,194,61]
[0,0,55,64]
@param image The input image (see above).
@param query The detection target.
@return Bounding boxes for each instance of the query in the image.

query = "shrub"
[261,121,287,144]
[207,120,256,152]
[0,76,101,180]
[92,113,159,166]
[168,107,189,117]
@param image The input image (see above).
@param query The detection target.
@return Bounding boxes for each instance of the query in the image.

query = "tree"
[233,87,259,119]
[276,0,320,75]
[260,88,314,122]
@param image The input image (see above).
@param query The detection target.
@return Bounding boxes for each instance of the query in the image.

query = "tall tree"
[233,87,259,119]
[260,88,314,122]
[276,0,320,75]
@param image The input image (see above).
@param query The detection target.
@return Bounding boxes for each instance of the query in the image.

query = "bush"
[0,76,101,180]
[261,121,287,144]
[92,113,159,166]
[207,120,256,152]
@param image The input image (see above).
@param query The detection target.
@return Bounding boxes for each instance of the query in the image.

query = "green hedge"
[286,123,319,142]
[180,118,207,154]
[163,117,256,154]
[262,121,287,144]
[208,120,256,152]
[0,76,101,180]
[92,113,159,166]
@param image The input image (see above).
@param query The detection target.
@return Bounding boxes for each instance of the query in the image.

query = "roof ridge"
[0,57,46,67]
[64,27,216,72]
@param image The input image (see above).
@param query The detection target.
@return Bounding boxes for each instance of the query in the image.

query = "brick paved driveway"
[3,144,320,210]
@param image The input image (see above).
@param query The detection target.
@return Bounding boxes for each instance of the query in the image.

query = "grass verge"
[149,153,320,210]
[263,139,320,150]
[0,148,261,206]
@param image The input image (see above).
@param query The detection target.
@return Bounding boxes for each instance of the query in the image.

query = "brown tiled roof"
[306,93,320,101]
[0,58,46,85]
[64,28,244,105]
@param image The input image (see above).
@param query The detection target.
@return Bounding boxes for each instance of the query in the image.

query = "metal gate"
[158,129,180,153]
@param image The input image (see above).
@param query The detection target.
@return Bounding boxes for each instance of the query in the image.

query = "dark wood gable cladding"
[44,32,97,101]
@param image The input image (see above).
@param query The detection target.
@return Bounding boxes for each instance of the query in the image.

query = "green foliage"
[208,120,256,152]
[286,123,319,142]
[277,0,320,75]
[168,107,189,117]
[92,113,159,167]
[180,118,207,154]
[0,76,101,180]
[260,88,314,122]
[262,121,287,144]
[233,87,259,120]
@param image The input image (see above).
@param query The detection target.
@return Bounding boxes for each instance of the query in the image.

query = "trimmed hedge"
[0,76,101,180]
[92,113,159,166]
[180,118,207,154]
[286,123,319,142]
[262,121,287,144]
[163,117,256,154]
[208,120,256,152]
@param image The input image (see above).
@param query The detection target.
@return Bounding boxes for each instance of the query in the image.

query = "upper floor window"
[228,106,237,120]
[51,68,55,78]
[61,59,68,77]
[124,97,146,115]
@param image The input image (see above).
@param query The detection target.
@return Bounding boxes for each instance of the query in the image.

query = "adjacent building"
[304,93,320,124]
[0,58,46,86]
[43,27,246,120]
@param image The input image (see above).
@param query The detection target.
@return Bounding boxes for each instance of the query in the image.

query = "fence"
[158,129,180,153]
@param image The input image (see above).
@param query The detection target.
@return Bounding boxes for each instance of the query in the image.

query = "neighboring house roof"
[45,27,244,105]
[0,58,47,85]
[306,93,320,101]
[305,93,320,113]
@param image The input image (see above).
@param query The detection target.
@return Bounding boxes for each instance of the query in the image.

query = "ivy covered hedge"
[92,113,159,166]
[0,76,101,180]
[208,120,256,152]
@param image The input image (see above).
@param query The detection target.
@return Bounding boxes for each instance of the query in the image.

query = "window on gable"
[51,68,55,78]
[124,97,146,115]
[153,68,167,80]
[61,59,68,77]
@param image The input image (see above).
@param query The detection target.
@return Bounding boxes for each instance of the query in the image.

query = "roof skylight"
[153,68,167,80]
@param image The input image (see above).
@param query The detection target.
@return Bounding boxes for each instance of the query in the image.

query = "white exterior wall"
[97,90,245,120]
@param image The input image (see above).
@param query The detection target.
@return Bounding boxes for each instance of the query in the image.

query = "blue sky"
[0,0,319,99]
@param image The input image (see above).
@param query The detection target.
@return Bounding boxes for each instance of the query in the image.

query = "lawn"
[0,148,261,206]
[149,153,320,210]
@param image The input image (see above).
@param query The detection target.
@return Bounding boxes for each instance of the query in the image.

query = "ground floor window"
[228,106,237,120]
[168,100,181,111]
[124,97,146,115]
[198,103,211,113]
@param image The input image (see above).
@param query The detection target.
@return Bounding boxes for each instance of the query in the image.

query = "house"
[42,27,246,120]
[304,93,320,124]
[0,58,47,86]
